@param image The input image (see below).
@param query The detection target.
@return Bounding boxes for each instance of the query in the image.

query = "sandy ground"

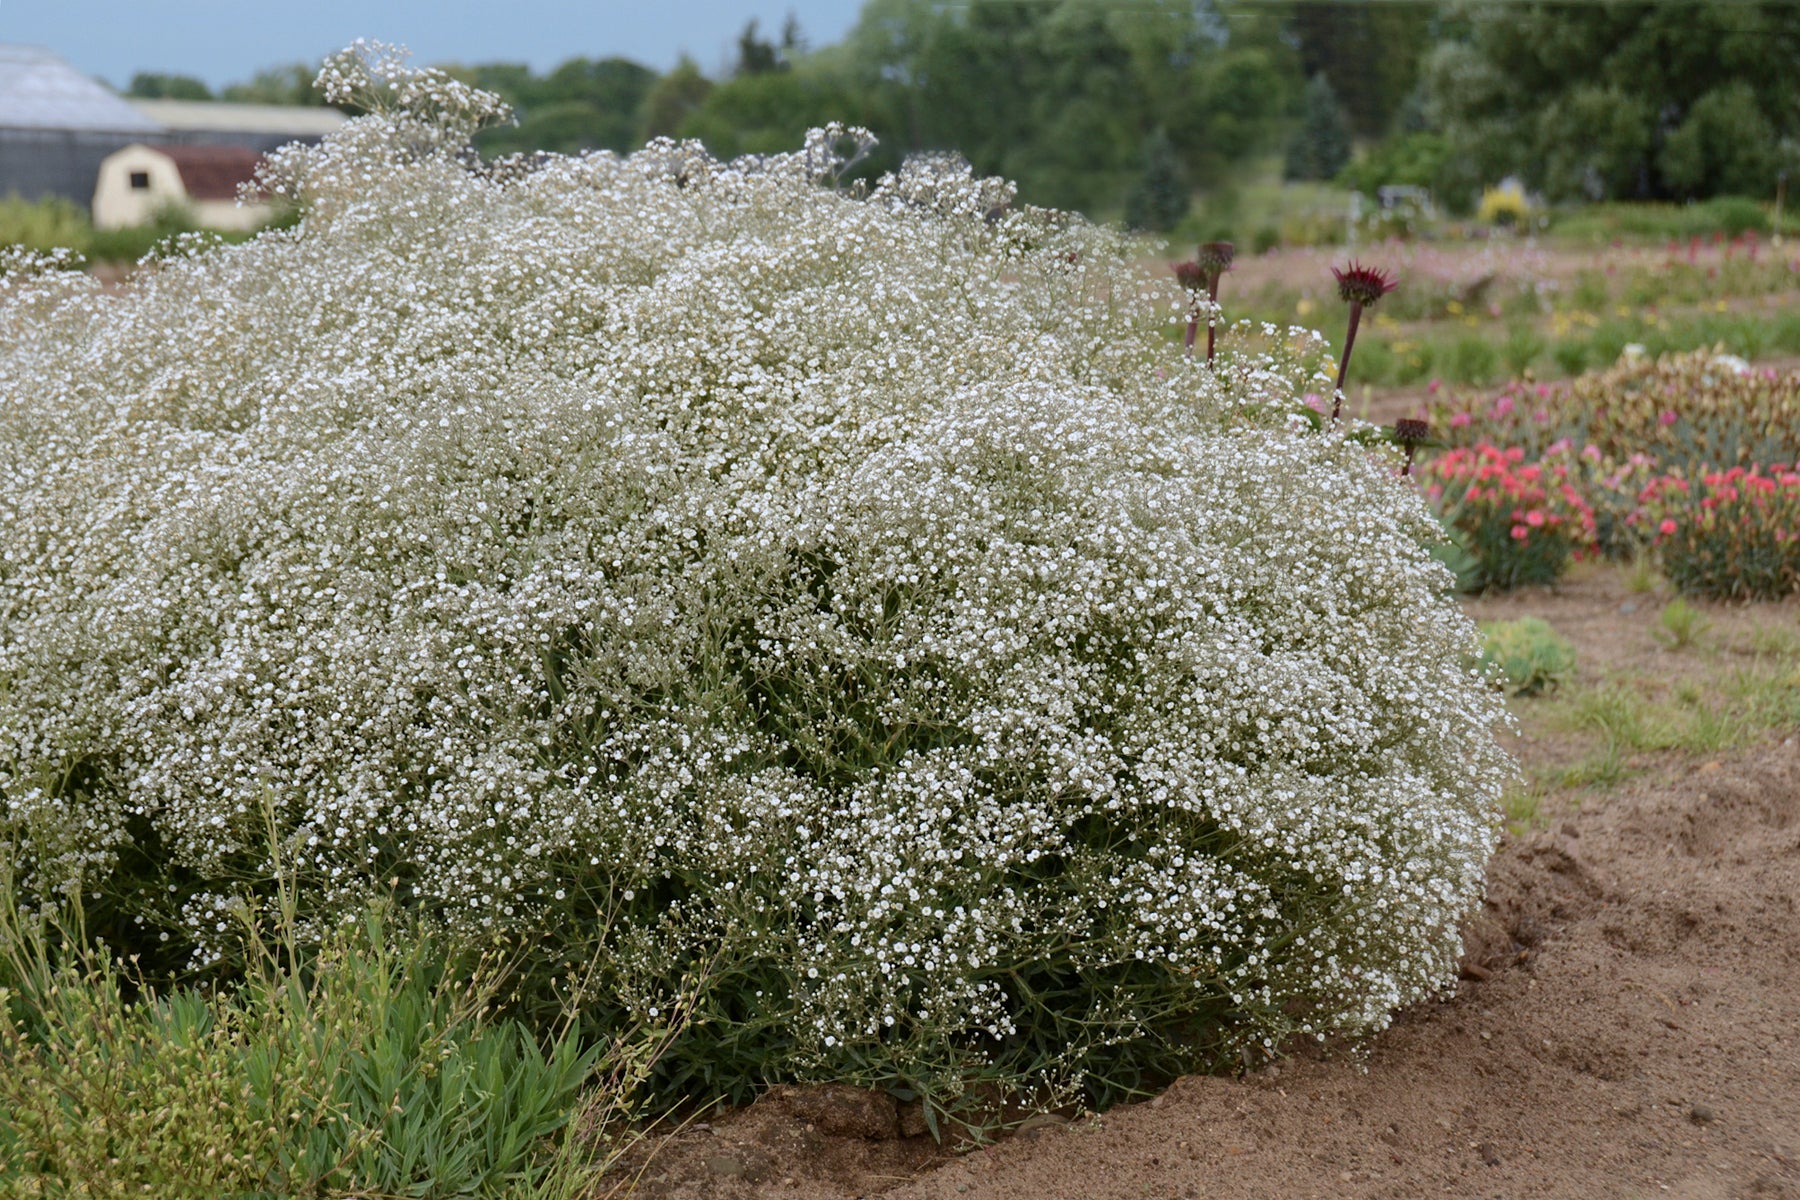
[612,567,1800,1200]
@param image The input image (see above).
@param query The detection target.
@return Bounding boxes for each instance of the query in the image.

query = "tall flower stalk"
[1172,259,1205,356]
[1196,241,1233,364]
[1330,260,1398,421]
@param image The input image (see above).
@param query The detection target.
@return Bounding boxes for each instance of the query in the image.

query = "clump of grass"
[1654,597,1712,650]
[0,848,649,1198]
[1480,617,1577,696]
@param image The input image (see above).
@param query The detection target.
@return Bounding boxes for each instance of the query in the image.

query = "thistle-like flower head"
[1171,260,1205,292]
[1196,241,1235,277]
[1333,260,1399,308]
[1394,417,1430,446]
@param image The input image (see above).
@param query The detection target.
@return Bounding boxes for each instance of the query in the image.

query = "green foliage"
[1479,617,1576,696]
[0,195,268,265]
[1123,128,1188,232]
[1423,1,1800,204]
[0,195,89,255]
[1338,132,1451,195]
[1287,1,1437,139]
[1284,74,1352,183]
[1551,197,1792,243]
[1654,597,1712,650]
[1658,82,1787,201]
[126,72,213,100]
[639,56,715,141]
[0,874,624,1198]
[220,61,329,107]
[471,57,660,157]
[835,0,1295,213]
[678,69,870,160]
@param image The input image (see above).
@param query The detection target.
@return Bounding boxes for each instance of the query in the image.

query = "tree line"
[129,1,1800,224]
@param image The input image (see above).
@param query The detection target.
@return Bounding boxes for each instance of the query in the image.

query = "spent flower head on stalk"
[1330,260,1398,419]
[1196,241,1234,364]
[1395,417,1430,477]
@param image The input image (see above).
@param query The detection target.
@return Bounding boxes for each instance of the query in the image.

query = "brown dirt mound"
[615,574,1800,1200]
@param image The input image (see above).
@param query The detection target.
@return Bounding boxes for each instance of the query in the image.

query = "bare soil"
[617,569,1800,1200]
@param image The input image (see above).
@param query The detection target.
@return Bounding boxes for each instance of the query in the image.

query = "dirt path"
[618,577,1800,1200]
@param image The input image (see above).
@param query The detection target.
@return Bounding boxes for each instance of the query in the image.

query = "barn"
[0,44,165,207]
[92,143,272,230]
[1,44,346,219]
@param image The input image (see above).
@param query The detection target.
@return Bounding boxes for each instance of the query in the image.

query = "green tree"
[831,0,1294,214]
[1659,82,1786,199]
[220,62,326,106]
[1285,74,1352,182]
[678,69,865,158]
[127,72,213,101]
[1423,1,1800,204]
[1123,128,1188,231]
[1286,1,1439,139]
[736,18,789,76]
[472,56,658,156]
[639,56,714,140]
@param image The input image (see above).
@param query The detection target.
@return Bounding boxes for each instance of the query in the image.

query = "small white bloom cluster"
[0,46,1510,1094]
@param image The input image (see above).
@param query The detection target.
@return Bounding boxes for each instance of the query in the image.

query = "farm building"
[129,98,347,153]
[0,44,345,217]
[92,143,270,230]
[0,44,163,207]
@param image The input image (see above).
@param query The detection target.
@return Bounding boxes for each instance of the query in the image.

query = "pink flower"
[1510,525,1529,540]
[1493,396,1515,419]
[1659,410,1678,426]
[1659,518,1678,535]
[1450,411,1472,429]
[1525,510,1546,527]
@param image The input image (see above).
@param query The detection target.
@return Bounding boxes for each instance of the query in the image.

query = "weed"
[1654,597,1713,650]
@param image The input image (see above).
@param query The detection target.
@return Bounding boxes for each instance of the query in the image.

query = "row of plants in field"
[1414,351,1800,598]
[1217,233,1800,388]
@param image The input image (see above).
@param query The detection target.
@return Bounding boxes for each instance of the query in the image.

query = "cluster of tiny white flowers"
[0,48,1511,1091]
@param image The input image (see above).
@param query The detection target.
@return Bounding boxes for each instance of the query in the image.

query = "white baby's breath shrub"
[0,44,1511,1105]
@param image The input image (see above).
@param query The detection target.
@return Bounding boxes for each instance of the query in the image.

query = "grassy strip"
[1500,629,1800,828]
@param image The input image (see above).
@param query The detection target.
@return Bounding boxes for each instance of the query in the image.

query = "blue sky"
[2,1,866,90]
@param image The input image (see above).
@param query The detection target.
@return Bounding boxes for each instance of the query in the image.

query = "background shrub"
[1420,444,1596,590]
[0,46,1512,1112]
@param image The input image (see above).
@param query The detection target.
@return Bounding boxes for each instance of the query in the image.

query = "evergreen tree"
[1285,74,1352,182]
[1123,128,1189,231]
[736,19,787,76]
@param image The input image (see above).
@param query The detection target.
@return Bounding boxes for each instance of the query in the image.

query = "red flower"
[1331,261,1399,308]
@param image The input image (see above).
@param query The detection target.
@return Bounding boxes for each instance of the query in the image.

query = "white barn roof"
[131,99,348,138]
[0,44,164,133]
